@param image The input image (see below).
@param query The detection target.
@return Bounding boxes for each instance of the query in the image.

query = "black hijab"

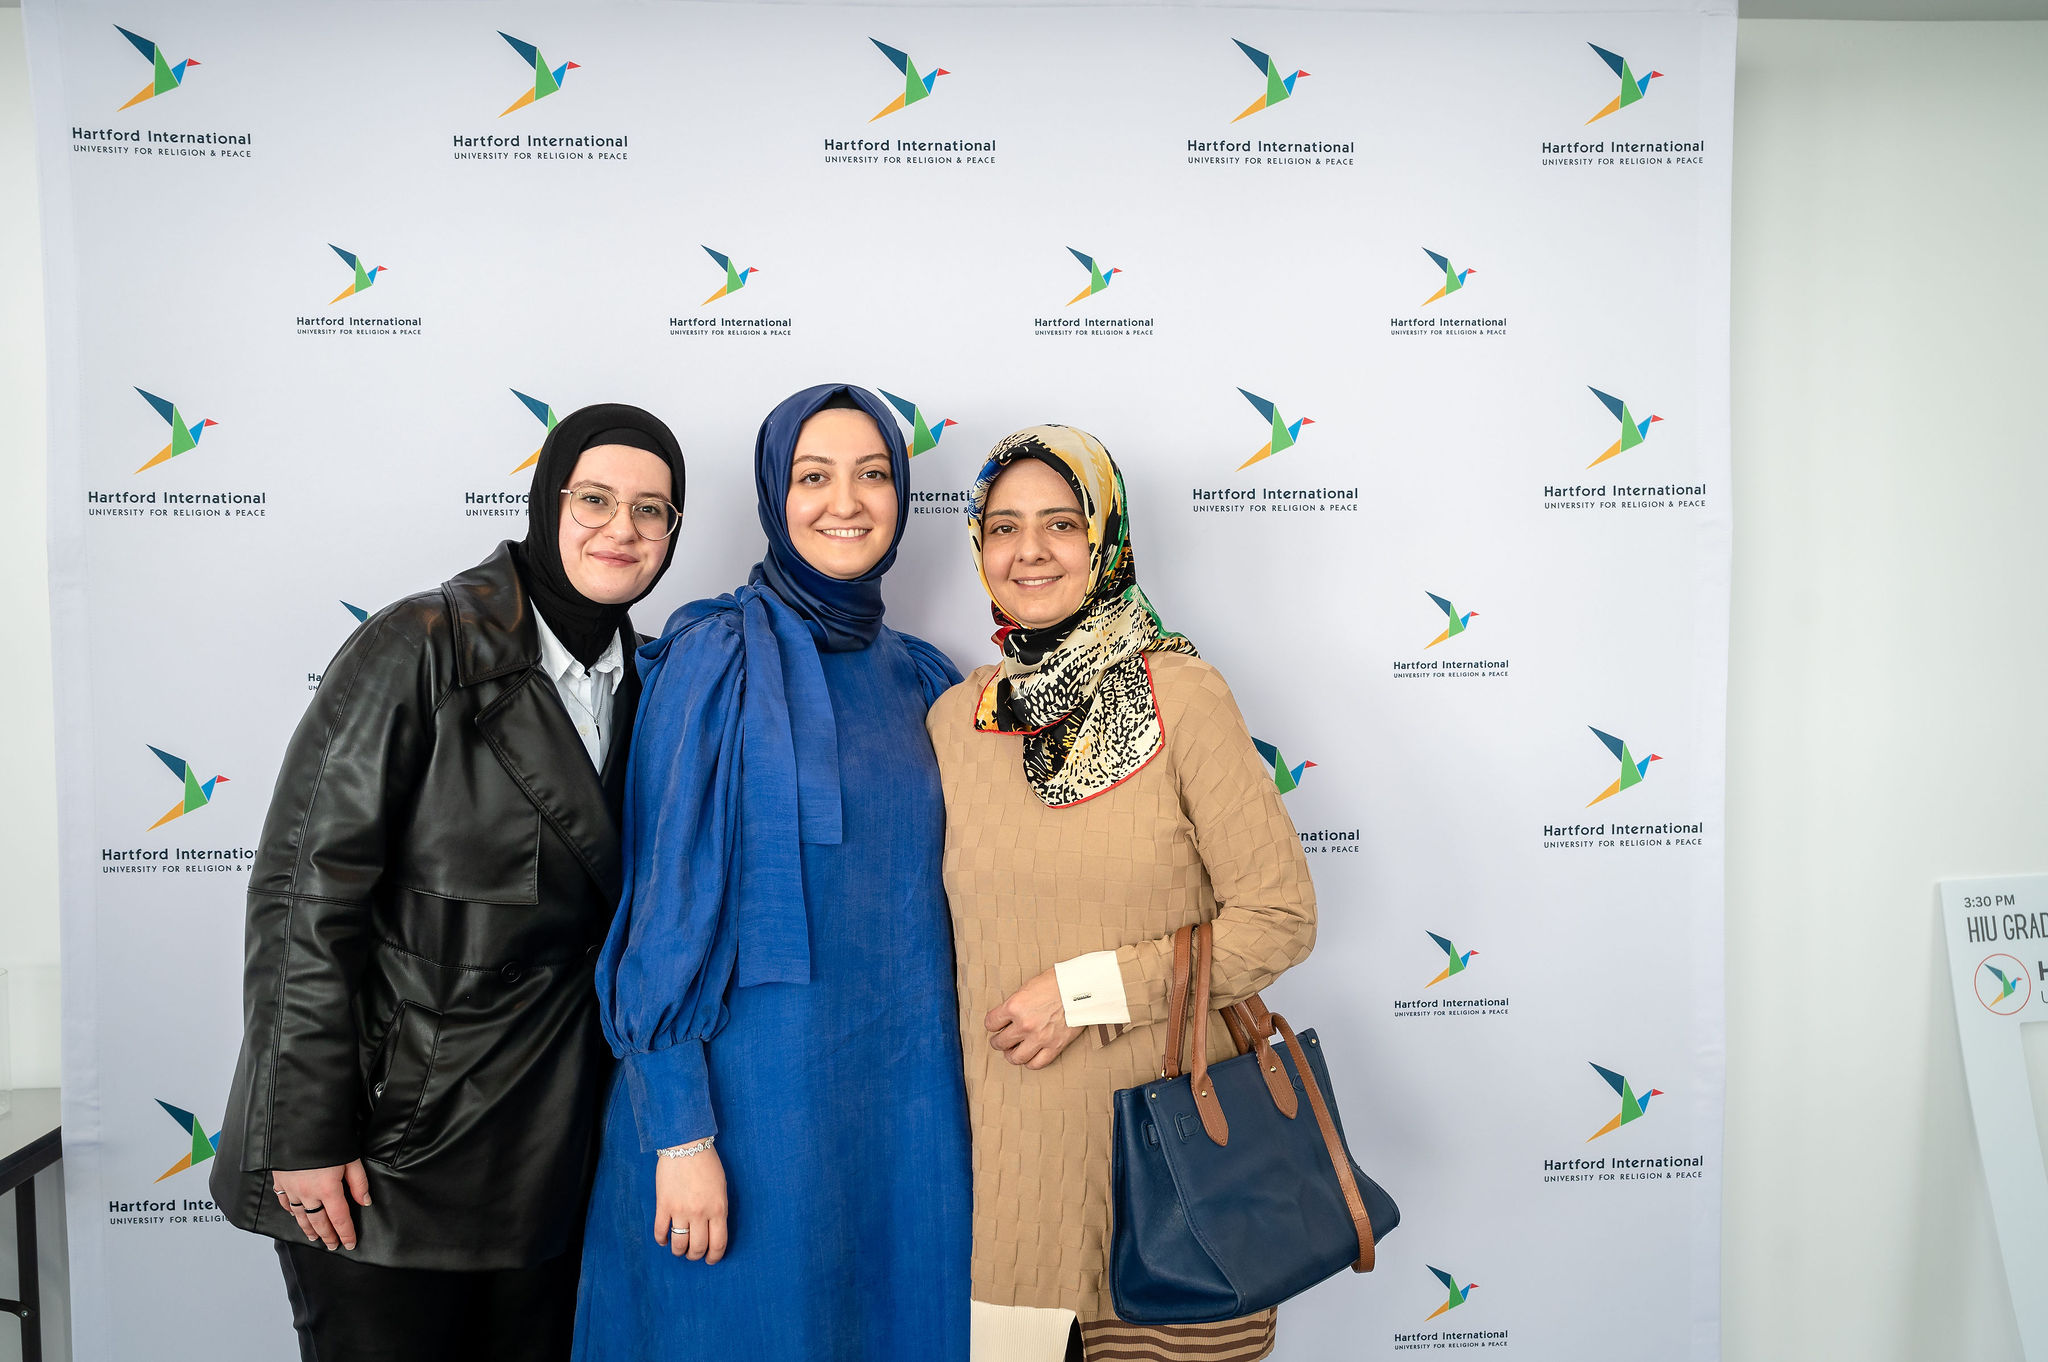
[513,403,687,666]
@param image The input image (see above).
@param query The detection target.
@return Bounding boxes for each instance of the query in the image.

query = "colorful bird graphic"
[1587,387,1662,468]
[1426,932,1479,987]
[1587,1062,1663,1141]
[1231,40,1309,122]
[342,601,370,624]
[499,32,579,117]
[1983,962,2022,1006]
[1237,389,1314,471]
[147,745,228,831]
[509,389,558,474]
[701,247,761,306]
[1426,593,1478,648]
[327,245,388,306]
[132,388,217,473]
[1586,44,1662,124]
[880,390,958,456]
[1587,727,1660,806]
[869,40,949,122]
[1425,1266,1478,1320]
[1066,248,1121,306]
[1422,248,1476,305]
[154,1100,222,1183]
[1254,738,1315,794]
[115,26,200,110]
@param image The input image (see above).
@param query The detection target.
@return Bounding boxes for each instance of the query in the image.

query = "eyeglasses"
[560,484,681,541]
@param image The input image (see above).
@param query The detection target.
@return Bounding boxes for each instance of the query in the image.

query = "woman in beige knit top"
[927,426,1317,1362]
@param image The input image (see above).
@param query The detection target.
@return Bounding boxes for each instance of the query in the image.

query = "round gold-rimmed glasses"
[560,484,681,541]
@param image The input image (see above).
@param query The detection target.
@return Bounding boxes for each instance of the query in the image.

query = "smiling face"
[785,407,898,580]
[981,457,1093,629]
[556,443,675,605]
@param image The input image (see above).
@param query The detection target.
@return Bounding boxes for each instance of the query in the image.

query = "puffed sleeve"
[595,616,747,1152]
[228,607,438,1172]
[1112,659,1318,1027]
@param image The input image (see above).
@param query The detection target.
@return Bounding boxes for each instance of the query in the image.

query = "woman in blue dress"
[575,384,970,1361]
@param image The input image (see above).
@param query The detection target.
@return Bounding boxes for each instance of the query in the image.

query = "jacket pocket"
[363,1000,444,1168]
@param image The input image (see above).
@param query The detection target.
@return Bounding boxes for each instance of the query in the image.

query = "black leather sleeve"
[232,607,441,1172]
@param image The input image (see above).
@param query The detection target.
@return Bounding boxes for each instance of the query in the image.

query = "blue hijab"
[595,384,960,1149]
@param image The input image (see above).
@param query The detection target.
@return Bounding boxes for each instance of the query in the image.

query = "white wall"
[1725,19,2048,1362]
[1,12,2044,1362]
[0,16,68,1362]
[0,7,57,1094]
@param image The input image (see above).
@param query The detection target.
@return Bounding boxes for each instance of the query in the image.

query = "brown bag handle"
[1157,925,1370,1270]
[1273,1013,1376,1272]
[1186,924,1230,1145]
[1161,925,1195,1080]
[1162,925,1302,1125]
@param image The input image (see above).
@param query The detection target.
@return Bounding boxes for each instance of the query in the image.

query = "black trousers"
[275,1240,579,1362]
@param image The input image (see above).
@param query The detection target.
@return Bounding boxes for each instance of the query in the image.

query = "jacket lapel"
[477,671,621,901]
[444,544,630,902]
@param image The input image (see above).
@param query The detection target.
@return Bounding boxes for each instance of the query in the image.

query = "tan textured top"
[929,651,1318,1321]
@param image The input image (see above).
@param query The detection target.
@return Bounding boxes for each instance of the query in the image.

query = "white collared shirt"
[533,615,625,769]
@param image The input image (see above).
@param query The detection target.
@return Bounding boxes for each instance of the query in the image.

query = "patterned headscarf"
[969,425,1198,807]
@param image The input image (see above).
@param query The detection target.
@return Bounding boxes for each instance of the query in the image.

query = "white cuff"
[1053,950,1131,1027]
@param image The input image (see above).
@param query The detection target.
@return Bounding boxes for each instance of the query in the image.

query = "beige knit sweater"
[929,652,1318,1323]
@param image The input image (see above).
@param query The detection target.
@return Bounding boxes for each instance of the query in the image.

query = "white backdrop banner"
[27,1,1733,1357]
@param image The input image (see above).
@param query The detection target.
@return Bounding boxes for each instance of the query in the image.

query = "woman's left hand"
[985,968,1086,1070]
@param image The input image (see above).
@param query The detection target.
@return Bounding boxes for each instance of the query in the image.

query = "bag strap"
[1186,923,1231,1145]
[1273,1012,1375,1273]
[1233,998,1300,1120]
[1165,927,1300,1122]
[1161,925,1195,1080]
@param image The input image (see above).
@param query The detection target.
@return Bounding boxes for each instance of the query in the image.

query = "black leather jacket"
[211,544,640,1270]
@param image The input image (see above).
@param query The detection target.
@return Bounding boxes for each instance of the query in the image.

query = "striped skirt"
[1079,1310,1277,1362]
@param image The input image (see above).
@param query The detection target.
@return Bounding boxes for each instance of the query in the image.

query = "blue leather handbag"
[1109,922,1399,1324]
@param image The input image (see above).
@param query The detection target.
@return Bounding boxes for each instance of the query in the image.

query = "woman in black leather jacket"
[211,404,685,1362]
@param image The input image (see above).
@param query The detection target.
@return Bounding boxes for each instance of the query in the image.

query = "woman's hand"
[273,1162,372,1251]
[653,1145,728,1263]
[985,967,1086,1070]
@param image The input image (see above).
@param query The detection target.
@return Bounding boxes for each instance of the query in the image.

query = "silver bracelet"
[656,1137,715,1159]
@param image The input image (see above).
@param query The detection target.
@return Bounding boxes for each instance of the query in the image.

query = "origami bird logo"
[1586,44,1662,124]
[1237,390,1314,471]
[1426,593,1478,648]
[1983,962,2022,1005]
[1422,248,1477,305]
[1231,40,1309,122]
[701,247,761,306]
[1587,727,1660,806]
[1066,249,1122,307]
[132,388,217,474]
[499,32,579,117]
[1588,387,1662,468]
[509,389,559,474]
[1587,1062,1662,1141]
[1254,738,1315,794]
[879,390,958,457]
[342,601,370,624]
[1425,1266,1478,1320]
[869,40,949,121]
[155,1100,223,1183]
[1426,932,1478,988]
[327,245,388,307]
[147,746,228,831]
[115,26,200,110]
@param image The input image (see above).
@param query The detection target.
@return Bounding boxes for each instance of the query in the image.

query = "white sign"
[1941,874,2048,1358]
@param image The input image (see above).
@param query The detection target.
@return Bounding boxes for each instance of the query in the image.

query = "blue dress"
[574,625,970,1361]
